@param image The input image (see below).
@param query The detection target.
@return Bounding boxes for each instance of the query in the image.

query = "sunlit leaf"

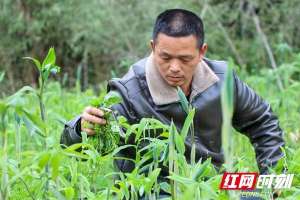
[103,91,122,107]
[181,108,195,140]
[38,152,51,169]
[64,187,74,200]
[177,86,189,114]
[42,47,56,68]
[23,57,42,70]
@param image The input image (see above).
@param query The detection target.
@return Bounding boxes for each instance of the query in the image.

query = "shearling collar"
[145,53,220,105]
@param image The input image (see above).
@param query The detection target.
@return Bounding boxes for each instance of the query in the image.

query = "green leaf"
[63,151,89,160]
[64,143,93,152]
[103,91,122,107]
[174,127,185,154]
[50,151,63,180]
[221,61,234,117]
[22,109,46,133]
[64,187,74,200]
[90,98,101,107]
[177,86,189,114]
[191,158,211,181]
[0,71,5,82]
[22,115,43,136]
[23,57,42,70]
[139,185,144,197]
[168,121,176,177]
[38,152,51,169]
[144,168,161,192]
[42,47,56,68]
[135,118,147,142]
[0,100,8,114]
[181,108,195,140]
[199,181,218,199]
[159,182,171,194]
[7,86,36,106]
[168,172,194,185]
[221,60,234,172]
[42,69,50,82]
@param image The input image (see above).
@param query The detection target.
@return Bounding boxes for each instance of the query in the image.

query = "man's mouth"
[167,75,183,81]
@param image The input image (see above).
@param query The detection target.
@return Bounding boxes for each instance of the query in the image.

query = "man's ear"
[150,40,155,52]
[199,43,208,56]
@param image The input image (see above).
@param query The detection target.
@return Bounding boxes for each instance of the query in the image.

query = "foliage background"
[1,0,299,92]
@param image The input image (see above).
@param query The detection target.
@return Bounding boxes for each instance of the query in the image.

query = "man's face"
[151,33,207,89]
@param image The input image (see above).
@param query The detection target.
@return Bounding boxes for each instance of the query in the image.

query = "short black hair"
[152,9,204,48]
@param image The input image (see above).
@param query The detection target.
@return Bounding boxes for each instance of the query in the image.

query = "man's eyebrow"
[158,51,172,58]
[178,55,194,59]
[159,51,193,59]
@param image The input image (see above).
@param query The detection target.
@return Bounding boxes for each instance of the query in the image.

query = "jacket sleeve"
[232,72,285,174]
[60,115,82,147]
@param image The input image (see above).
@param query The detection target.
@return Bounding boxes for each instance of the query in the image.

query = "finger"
[85,106,104,117]
[82,128,96,136]
[81,119,94,130]
[82,113,106,125]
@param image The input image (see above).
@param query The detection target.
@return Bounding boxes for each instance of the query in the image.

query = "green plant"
[221,60,240,199]
[23,47,60,199]
[82,91,123,155]
[24,47,60,123]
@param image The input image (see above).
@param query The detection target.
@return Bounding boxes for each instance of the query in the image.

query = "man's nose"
[169,60,181,73]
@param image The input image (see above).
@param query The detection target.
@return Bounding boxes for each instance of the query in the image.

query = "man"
[61,8,284,188]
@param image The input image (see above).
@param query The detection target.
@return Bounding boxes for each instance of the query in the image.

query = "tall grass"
[221,60,239,199]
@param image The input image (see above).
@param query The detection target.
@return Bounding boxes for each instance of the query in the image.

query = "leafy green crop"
[83,91,123,155]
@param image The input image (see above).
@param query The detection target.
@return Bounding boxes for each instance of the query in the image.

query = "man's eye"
[181,59,191,63]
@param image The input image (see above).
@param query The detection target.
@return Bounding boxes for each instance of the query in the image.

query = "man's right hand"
[81,106,107,136]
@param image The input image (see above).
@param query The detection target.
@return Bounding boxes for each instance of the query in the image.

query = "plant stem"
[15,118,21,165]
[19,177,36,200]
[39,80,46,122]
[169,122,176,200]
[190,120,196,166]
[39,76,49,200]
[1,113,9,200]
[221,65,239,200]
